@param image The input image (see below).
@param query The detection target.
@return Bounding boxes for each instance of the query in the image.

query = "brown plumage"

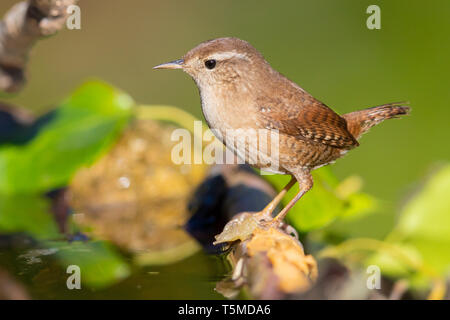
[343,102,410,139]
[154,37,411,228]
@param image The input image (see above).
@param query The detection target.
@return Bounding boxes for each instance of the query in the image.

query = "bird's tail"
[343,102,410,140]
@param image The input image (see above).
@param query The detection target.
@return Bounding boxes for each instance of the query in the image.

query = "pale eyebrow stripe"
[209,51,248,61]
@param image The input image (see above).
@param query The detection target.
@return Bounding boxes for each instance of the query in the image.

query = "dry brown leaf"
[246,227,318,294]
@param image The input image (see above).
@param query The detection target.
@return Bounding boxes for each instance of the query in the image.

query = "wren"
[154,37,410,228]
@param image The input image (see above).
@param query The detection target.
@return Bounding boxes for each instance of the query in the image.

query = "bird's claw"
[213,211,288,245]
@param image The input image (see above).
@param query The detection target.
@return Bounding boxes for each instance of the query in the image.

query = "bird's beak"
[153,59,184,70]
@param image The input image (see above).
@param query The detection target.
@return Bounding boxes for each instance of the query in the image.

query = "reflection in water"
[1,245,228,299]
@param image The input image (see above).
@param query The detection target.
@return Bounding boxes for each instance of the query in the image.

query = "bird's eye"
[204,59,216,69]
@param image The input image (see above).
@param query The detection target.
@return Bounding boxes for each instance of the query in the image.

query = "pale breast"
[200,88,288,173]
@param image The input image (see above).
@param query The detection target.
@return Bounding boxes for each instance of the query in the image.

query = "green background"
[1,0,449,233]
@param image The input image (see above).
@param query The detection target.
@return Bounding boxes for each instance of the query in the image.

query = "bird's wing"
[256,94,359,148]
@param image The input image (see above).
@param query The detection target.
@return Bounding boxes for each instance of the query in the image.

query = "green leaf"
[47,240,130,289]
[263,167,375,232]
[0,81,134,289]
[396,165,450,245]
[0,194,59,239]
[0,80,133,194]
[366,242,423,278]
[369,164,450,287]
[395,166,450,275]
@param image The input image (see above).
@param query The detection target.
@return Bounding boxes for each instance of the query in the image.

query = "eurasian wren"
[154,37,410,228]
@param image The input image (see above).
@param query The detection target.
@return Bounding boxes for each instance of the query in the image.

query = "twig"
[0,0,78,92]
[187,163,318,299]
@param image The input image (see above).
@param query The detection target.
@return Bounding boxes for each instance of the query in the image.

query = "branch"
[0,0,78,92]
[187,164,318,299]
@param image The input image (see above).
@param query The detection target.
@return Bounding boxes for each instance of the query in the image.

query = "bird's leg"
[214,174,309,245]
[271,172,313,224]
[254,176,296,220]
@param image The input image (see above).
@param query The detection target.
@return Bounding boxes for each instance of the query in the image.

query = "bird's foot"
[213,210,286,245]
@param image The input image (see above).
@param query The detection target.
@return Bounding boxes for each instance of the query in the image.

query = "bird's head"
[154,37,270,92]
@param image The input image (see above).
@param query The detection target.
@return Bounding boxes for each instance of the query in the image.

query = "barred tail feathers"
[343,102,410,140]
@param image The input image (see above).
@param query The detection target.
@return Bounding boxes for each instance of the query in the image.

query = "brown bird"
[154,37,410,230]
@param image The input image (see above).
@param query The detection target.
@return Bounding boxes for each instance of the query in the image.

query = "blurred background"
[0,0,449,299]
[2,0,449,216]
